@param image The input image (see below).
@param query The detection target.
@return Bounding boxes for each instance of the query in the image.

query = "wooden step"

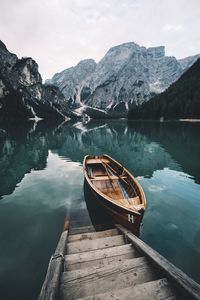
[66,235,125,254]
[64,252,137,272]
[64,257,146,280]
[78,278,176,300]
[68,228,119,243]
[69,225,96,235]
[69,224,113,235]
[60,257,158,300]
[65,244,137,267]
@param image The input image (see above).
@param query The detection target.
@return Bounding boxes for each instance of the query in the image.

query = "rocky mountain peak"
[0,40,7,51]
[178,54,200,70]
[76,58,96,69]
[11,57,42,88]
[0,41,73,120]
[46,58,96,108]
[0,40,18,78]
[147,46,165,59]
[128,58,200,120]
[107,42,140,54]
[44,41,200,118]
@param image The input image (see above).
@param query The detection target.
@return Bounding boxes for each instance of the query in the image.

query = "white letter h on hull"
[128,214,134,223]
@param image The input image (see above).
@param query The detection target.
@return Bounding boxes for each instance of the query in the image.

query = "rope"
[50,253,64,262]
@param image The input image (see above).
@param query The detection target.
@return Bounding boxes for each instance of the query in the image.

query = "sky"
[0,0,200,80]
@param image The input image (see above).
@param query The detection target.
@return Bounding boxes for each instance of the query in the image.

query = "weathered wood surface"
[65,250,135,271]
[116,224,200,300]
[65,243,136,266]
[69,225,95,235]
[60,258,158,300]
[63,256,147,281]
[67,234,125,254]
[39,223,200,300]
[55,230,68,254]
[38,230,68,300]
[78,278,175,300]
[69,224,113,235]
[83,154,146,211]
[68,228,118,242]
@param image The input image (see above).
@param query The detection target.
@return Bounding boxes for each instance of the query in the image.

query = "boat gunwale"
[83,154,146,215]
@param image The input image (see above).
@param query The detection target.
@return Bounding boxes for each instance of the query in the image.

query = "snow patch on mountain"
[46,59,96,108]
[47,42,200,117]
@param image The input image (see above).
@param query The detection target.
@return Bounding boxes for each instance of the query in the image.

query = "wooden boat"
[83,154,146,234]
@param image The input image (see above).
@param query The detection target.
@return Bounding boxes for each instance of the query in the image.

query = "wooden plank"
[38,230,68,300]
[65,251,136,271]
[63,257,147,281]
[65,244,136,265]
[78,278,175,300]
[86,158,110,164]
[116,224,200,300]
[93,178,124,200]
[68,228,119,242]
[66,235,125,254]
[55,230,68,254]
[60,258,158,300]
[69,225,95,235]
[69,224,113,235]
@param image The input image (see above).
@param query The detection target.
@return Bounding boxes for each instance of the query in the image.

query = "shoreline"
[179,119,200,122]
[128,119,200,123]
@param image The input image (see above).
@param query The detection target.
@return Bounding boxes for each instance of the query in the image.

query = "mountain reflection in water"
[2,120,200,199]
[0,119,200,300]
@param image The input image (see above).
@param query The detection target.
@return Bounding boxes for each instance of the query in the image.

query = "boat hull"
[85,179,143,236]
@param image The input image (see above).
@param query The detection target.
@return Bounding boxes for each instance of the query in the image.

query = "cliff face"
[0,41,69,120]
[2,39,199,120]
[46,59,96,109]
[47,42,200,117]
[128,58,200,120]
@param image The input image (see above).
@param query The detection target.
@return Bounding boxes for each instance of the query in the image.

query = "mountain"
[47,42,200,117]
[46,59,96,109]
[128,58,200,120]
[0,40,71,121]
[178,54,200,70]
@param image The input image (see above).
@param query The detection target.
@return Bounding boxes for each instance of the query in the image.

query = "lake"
[0,120,200,300]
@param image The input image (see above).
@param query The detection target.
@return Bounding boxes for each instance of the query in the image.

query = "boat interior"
[86,157,144,211]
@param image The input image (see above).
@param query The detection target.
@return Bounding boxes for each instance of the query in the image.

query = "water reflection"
[0,119,200,300]
[1,120,200,200]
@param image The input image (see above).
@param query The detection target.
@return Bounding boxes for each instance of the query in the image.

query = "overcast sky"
[1,0,200,79]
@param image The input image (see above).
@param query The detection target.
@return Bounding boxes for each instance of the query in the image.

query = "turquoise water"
[0,120,200,299]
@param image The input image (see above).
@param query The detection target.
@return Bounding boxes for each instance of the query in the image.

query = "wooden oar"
[103,161,128,185]
[100,159,134,205]
[103,161,138,200]
[100,159,117,192]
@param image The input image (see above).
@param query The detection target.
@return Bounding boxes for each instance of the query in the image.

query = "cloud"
[0,0,199,79]
[148,184,167,193]
[162,24,184,32]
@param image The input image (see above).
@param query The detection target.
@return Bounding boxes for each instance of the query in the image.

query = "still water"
[0,120,200,300]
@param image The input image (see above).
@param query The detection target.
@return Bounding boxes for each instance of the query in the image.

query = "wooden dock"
[39,224,200,300]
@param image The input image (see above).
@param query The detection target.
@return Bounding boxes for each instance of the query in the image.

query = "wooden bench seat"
[87,159,110,164]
